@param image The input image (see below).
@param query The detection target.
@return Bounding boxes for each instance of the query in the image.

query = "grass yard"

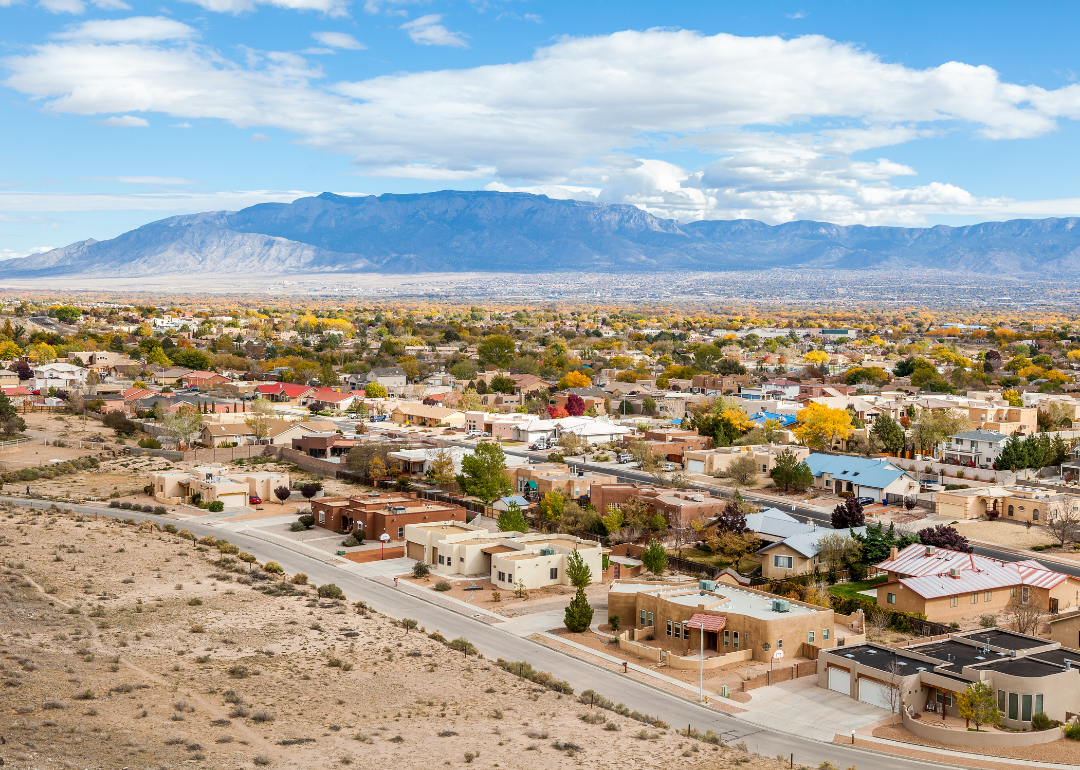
[672,549,760,574]
[829,573,888,602]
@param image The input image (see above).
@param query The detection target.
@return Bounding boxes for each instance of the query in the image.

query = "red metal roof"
[684,613,726,632]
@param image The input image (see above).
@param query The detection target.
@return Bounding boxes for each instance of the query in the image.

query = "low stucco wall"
[618,632,662,662]
[902,709,1063,747]
[667,648,753,671]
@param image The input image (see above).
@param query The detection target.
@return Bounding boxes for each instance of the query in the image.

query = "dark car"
[855,496,876,506]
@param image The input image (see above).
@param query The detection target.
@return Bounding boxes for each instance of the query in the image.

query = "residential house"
[935,484,1068,525]
[181,371,230,389]
[311,492,467,541]
[200,419,320,447]
[690,374,750,395]
[291,433,357,459]
[0,369,18,387]
[306,388,363,413]
[509,463,618,502]
[683,444,809,476]
[348,367,407,397]
[804,454,920,500]
[32,363,87,393]
[148,367,192,386]
[2,386,31,406]
[755,520,867,578]
[940,429,1010,468]
[390,403,466,428]
[388,445,529,477]
[150,467,289,508]
[255,382,315,404]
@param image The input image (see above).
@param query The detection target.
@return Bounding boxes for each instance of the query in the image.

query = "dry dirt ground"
[872,723,1080,763]
[948,519,1057,549]
[0,505,797,770]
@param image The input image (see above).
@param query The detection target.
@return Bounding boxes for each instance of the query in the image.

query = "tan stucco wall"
[759,543,818,578]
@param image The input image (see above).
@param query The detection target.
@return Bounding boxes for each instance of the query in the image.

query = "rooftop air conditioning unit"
[771,599,790,613]
[699,580,716,592]
[949,568,962,578]
[925,546,937,556]
[390,506,406,514]
[540,547,555,556]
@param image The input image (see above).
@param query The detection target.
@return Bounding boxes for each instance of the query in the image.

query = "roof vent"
[1010,650,1016,658]
[1066,660,1073,671]
[844,654,855,659]
[916,667,926,672]
[975,656,985,660]
[925,546,937,556]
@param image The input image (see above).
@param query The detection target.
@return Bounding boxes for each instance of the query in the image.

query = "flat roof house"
[804,453,919,500]
[311,492,467,541]
[150,467,289,508]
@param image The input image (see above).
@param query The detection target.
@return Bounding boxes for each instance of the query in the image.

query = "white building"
[32,362,88,393]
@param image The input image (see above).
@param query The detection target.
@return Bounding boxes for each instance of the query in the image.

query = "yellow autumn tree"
[1001,389,1023,407]
[794,402,853,450]
[558,370,591,390]
[0,341,22,360]
[804,350,830,366]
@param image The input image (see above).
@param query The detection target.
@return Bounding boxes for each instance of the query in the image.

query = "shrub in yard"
[341,535,360,547]
[317,583,344,600]
[979,614,997,628]
[1066,723,1080,740]
[434,580,452,592]
[290,521,307,532]
[412,561,431,578]
[208,501,224,512]
[298,515,314,528]
[1032,711,1060,731]
[120,502,133,510]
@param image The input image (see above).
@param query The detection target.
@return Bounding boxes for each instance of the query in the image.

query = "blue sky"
[4,0,1080,259]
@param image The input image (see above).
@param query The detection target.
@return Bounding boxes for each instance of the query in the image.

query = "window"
[998,690,1006,714]
[549,567,558,580]
[438,555,444,565]
[944,694,953,708]
[773,555,793,569]
[823,629,830,641]
[683,624,690,640]
[507,573,512,583]
[1033,509,1040,521]
[640,609,647,626]
[1022,586,1030,604]
[1010,586,1017,598]
[733,632,740,649]
[647,612,654,627]
[971,593,978,604]
[1008,692,1019,720]
[667,620,673,637]
[1035,694,1043,715]
[950,596,958,607]
[776,638,782,649]
[498,571,505,582]
[887,593,896,604]
[1021,694,1032,722]
[808,631,815,643]
[724,630,730,647]
[985,590,992,601]
[398,526,404,538]
[674,622,682,639]
[1008,505,1014,517]
[319,511,326,524]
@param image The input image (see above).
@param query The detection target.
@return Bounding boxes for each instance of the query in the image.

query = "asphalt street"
[10,495,997,770]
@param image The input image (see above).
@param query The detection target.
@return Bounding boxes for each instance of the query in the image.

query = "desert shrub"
[73,689,96,700]
[290,522,307,532]
[298,515,314,528]
[208,501,224,512]
[253,753,271,766]
[138,437,162,449]
[317,583,344,599]
[251,710,275,723]
[1032,711,1060,731]
[227,665,250,679]
[979,614,997,628]
[434,580,452,592]
[109,500,121,508]
[1066,723,1080,740]
[188,598,203,606]
[119,502,133,510]
[291,573,308,585]
[264,561,284,575]
[163,523,178,534]
[341,535,360,547]
[412,561,431,578]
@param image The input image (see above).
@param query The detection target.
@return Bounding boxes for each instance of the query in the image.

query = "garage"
[406,541,425,561]
[858,677,893,710]
[216,492,248,508]
[827,666,850,695]
[686,460,705,473]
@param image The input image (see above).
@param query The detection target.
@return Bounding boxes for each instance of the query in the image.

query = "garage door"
[686,460,705,473]
[858,677,893,710]
[827,666,850,695]
[406,541,424,561]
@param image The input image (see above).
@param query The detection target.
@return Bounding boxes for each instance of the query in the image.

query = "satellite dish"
[380,533,390,542]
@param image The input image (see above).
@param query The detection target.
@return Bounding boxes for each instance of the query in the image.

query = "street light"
[686,618,706,703]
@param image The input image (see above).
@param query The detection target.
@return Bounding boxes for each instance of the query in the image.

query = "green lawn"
[670,550,759,574]
[828,574,888,602]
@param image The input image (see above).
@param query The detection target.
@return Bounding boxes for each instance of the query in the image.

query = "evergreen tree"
[770,449,814,492]
[564,587,594,632]
[496,503,528,534]
[0,391,25,437]
[565,549,593,588]
[641,539,667,575]
[871,414,907,455]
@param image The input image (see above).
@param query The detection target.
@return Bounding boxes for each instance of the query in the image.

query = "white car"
[657,462,680,472]
[465,430,486,437]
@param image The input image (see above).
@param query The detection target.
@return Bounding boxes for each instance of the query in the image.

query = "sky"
[4,0,1080,259]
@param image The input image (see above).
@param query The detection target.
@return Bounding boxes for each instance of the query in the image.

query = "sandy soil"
[949,520,1056,548]
[873,723,1080,762]
[404,578,608,616]
[0,503,796,770]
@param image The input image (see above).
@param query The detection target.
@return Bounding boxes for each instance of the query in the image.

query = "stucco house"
[804,454,919,500]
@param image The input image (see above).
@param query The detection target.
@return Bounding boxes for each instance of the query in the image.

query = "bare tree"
[1006,589,1044,636]
[866,605,890,642]
[885,660,904,726]
[244,397,277,444]
[1046,497,1080,548]
[815,531,863,576]
[161,404,204,449]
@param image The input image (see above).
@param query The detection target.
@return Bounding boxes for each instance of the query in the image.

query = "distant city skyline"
[3,1,1080,259]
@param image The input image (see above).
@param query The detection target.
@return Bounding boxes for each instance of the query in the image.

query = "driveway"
[737,676,890,741]
[339,556,415,578]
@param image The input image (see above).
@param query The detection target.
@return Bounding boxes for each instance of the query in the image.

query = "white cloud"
[400,14,467,47]
[786,10,808,19]
[0,189,311,212]
[10,28,1080,224]
[485,182,598,201]
[172,121,193,127]
[311,31,365,49]
[523,13,541,23]
[0,246,55,260]
[248,132,272,142]
[54,16,197,42]
[37,0,86,13]
[180,0,347,17]
[85,175,197,184]
[93,115,149,127]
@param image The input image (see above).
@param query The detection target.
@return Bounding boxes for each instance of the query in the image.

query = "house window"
[640,609,647,626]
[1033,509,1039,521]
[776,638,781,649]
[674,622,682,638]
[950,596,958,607]
[648,612,654,627]
[724,630,730,647]
[998,690,1006,714]
[985,590,992,601]
[1008,693,1019,720]
[319,511,325,524]
[1010,586,1017,597]
[550,567,558,580]
[1035,694,1043,714]
[773,555,793,569]
[1008,505,1014,517]
[398,526,404,538]
[498,571,505,582]
[887,593,896,605]
[1022,586,1030,604]
[822,629,829,641]
[733,632,740,649]
[943,694,952,708]
[971,593,978,604]
[438,555,445,565]
[808,631,815,643]
[683,624,690,640]
[666,620,673,637]
[1021,694,1033,722]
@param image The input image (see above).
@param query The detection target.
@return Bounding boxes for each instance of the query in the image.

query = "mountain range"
[4,190,1080,277]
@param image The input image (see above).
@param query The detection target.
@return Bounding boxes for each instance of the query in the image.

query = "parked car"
[657,462,680,472]
[616,453,633,463]
[465,430,486,437]
[529,441,549,451]
[249,496,262,505]
[855,496,875,506]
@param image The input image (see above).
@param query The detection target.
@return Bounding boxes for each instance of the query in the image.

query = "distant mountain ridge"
[4,190,1080,277]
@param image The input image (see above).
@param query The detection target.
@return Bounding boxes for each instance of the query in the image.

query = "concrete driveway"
[736,676,890,741]
[340,556,415,578]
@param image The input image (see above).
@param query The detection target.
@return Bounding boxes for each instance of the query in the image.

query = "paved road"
[6,495,986,770]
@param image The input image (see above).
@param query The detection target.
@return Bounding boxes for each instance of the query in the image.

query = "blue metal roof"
[803,453,913,491]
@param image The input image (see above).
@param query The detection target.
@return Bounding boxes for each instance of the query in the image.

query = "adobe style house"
[819,629,1080,733]
[390,403,466,428]
[873,543,1080,622]
[608,580,838,663]
[935,484,1070,525]
[150,467,288,508]
[683,444,809,476]
[403,520,604,590]
[311,492,466,541]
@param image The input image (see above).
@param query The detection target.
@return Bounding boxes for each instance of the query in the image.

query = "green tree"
[477,334,516,367]
[957,681,1002,731]
[564,587,594,632]
[455,441,511,503]
[489,374,516,394]
[145,346,171,366]
[539,490,565,521]
[641,539,667,575]
[497,502,528,533]
[0,392,26,437]
[770,449,813,492]
[364,381,387,398]
[565,549,593,588]
[169,347,212,371]
[871,414,907,455]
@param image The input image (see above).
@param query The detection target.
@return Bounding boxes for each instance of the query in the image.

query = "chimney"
[890,546,898,560]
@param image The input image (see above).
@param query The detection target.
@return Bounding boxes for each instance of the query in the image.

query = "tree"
[1006,589,1044,636]
[917,524,972,553]
[641,539,667,575]
[540,490,565,521]
[455,441,511,503]
[641,397,657,415]
[871,414,907,455]
[815,531,863,576]
[564,587,594,633]
[713,501,748,534]
[426,449,456,485]
[478,334,516,367]
[347,440,399,477]
[274,485,291,504]
[721,455,758,487]
[364,381,387,398]
[1002,389,1023,407]
[1047,497,1080,548]
[770,450,813,493]
[794,403,853,450]
[159,404,204,447]
[557,370,591,390]
[911,409,971,455]
[832,496,865,528]
[565,394,586,416]
[169,347,211,371]
[626,439,660,473]
[0,392,25,437]
[884,661,905,726]
[0,341,20,360]
[565,549,593,588]
[497,502,528,533]
[957,681,1002,731]
[489,374,515,394]
[854,522,918,564]
[804,350,830,367]
[244,398,276,443]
